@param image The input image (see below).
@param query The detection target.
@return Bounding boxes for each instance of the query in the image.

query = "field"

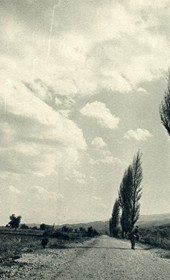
[139,224,170,251]
[0,225,99,263]
[0,234,43,262]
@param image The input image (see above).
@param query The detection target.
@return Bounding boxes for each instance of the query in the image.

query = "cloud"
[65,169,86,184]
[93,196,102,201]
[90,136,122,166]
[8,185,20,194]
[80,101,119,129]
[91,137,107,149]
[1,0,170,103]
[90,144,122,166]
[90,153,121,166]
[124,128,153,141]
[137,87,148,94]
[0,184,65,224]
[30,185,64,201]
[0,78,86,177]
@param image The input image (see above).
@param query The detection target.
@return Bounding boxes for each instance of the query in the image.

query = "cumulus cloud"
[81,101,119,129]
[0,78,86,177]
[124,128,153,141]
[137,87,148,94]
[65,169,86,184]
[1,0,170,102]
[91,137,107,149]
[90,138,122,166]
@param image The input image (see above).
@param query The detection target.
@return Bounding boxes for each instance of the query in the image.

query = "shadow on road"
[50,245,144,250]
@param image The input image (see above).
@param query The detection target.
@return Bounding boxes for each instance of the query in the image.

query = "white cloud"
[124,128,153,141]
[55,97,62,106]
[91,137,107,149]
[30,186,64,201]
[90,149,122,166]
[9,185,20,194]
[1,0,170,102]
[90,155,121,166]
[137,87,148,94]
[59,109,71,118]
[90,136,122,166]
[0,78,86,177]
[68,169,86,184]
[81,101,119,129]
[93,196,102,201]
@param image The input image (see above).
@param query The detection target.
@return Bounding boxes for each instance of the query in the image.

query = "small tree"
[160,71,170,135]
[110,199,120,237]
[20,224,29,229]
[8,214,21,230]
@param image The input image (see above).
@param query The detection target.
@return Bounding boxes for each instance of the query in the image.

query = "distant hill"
[138,213,170,228]
[27,213,170,233]
[60,213,170,232]
[56,220,109,234]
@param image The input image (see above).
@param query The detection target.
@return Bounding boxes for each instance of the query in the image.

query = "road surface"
[1,235,170,279]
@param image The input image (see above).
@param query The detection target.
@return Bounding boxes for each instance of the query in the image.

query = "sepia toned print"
[0,0,170,279]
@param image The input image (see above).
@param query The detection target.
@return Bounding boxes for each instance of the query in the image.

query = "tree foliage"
[131,151,143,227]
[160,72,170,135]
[40,223,47,231]
[119,165,133,235]
[109,199,120,237]
[119,151,143,236]
[8,214,21,229]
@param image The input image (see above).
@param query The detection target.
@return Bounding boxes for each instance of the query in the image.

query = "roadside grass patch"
[139,225,170,250]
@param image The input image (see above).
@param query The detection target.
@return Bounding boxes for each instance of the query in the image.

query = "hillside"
[57,220,109,234]
[26,213,170,233]
[62,213,170,232]
[138,213,170,227]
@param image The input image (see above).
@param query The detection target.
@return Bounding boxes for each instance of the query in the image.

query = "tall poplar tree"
[110,199,120,237]
[119,151,143,236]
[119,165,133,236]
[131,151,143,229]
[160,72,170,135]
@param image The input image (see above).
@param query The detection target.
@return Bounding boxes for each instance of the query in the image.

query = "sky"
[0,0,170,225]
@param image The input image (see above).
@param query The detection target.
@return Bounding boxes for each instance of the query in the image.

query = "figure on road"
[129,226,139,250]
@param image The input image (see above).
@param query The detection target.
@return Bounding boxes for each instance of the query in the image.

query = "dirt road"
[1,235,170,279]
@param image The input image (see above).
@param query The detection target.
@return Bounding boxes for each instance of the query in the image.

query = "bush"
[139,226,170,250]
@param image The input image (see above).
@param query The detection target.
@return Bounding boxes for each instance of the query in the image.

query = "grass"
[139,224,170,251]
[0,234,42,262]
[0,226,99,262]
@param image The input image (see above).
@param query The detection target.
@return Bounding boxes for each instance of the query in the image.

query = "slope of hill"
[57,220,109,234]
[26,213,170,233]
[138,213,170,227]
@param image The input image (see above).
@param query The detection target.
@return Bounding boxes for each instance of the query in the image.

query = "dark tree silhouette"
[110,199,120,237]
[119,151,143,236]
[8,214,21,229]
[131,151,143,229]
[40,223,46,231]
[160,72,170,135]
[119,165,133,237]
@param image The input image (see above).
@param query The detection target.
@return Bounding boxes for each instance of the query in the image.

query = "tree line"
[109,151,142,238]
[110,70,170,238]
